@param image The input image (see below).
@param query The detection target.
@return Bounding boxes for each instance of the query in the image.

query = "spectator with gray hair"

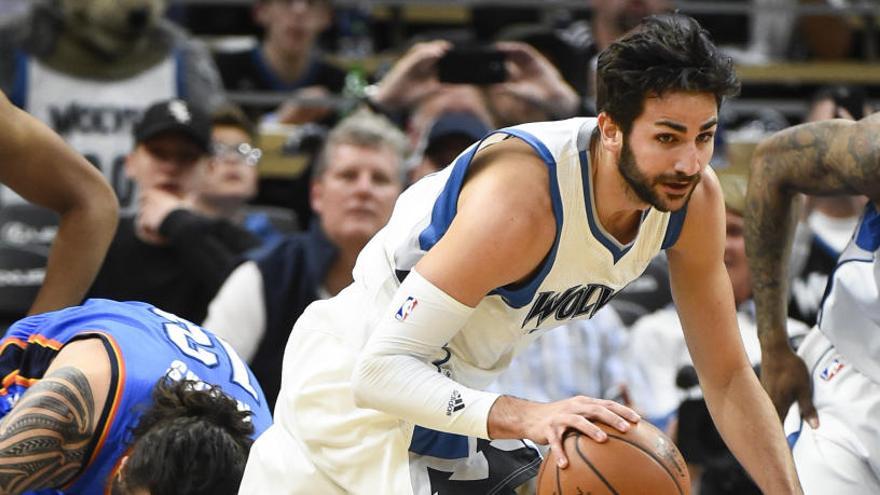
[203,109,408,406]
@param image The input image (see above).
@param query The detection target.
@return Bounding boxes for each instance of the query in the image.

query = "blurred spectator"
[195,104,261,221]
[608,254,672,327]
[87,99,259,324]
[489,307,635,404]
[0,0,226,213]
[486,41,581,125]
[796,0,860,60]
[626,170,808,494]
[404,84,496,149]
[367,39,579,129]
[203,110,407,406]
[0,0,27,17]
[583,0,673,108]
[589,0,673,55]
[804,85,870,256]
[726,0,861,64]
[0,89,117,316]
[194,103,296,245]
[407,110,490,184]
[214,0,346,124]
[721,111,835,326]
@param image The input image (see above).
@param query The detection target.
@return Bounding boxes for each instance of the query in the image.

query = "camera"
[437,47,508,85]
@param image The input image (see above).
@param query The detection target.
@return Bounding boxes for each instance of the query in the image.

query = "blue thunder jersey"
[818,201,880,384]
[0,299,272,495]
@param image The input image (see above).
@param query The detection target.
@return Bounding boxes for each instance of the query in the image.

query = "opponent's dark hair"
[121,378,255,495]
[596,14,740,134]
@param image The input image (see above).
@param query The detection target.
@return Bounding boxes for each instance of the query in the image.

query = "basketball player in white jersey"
[241,15,801,495]
[747,103,880,494]
[0,89,117,314]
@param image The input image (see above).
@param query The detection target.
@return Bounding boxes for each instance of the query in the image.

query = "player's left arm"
[0,338,111,494]
[0,91,118,314]
[667,169,801,495]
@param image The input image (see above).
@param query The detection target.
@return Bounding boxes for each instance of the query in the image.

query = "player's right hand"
[525,396,640,469]
[760,346,818,428]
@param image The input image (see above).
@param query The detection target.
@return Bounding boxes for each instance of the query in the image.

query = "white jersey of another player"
[785,202,880,494]
[816,202,880,384]
[241,117,689,494]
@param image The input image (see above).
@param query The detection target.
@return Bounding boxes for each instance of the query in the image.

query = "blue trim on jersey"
[662,206,688,249]
[854,202,880,252]
[786,423,802,449]
[409,426,469,459]
[417,128,565,309]
[417,144,477,253]
[174,49,187,98]
[813,233,842,260]
[578,150,641,263]
[11,50,28,108]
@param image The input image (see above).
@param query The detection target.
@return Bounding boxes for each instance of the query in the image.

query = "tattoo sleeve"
[0,367,95,494]
[745,117,880,350]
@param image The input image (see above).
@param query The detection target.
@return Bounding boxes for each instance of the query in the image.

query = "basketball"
[536,421,690,495]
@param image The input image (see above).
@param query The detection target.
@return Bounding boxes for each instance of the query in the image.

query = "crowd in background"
[0,0,877,493]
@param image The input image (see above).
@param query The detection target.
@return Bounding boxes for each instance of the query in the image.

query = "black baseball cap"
[133,99,211,153]
[426,111,490,148]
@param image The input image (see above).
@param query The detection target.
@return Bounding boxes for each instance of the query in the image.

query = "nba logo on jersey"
[395,297,419,321]
[820,358,845,381]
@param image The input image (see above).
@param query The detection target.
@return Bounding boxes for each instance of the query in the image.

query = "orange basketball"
[536,422,690,495]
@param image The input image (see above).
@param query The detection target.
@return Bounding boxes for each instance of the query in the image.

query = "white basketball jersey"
[817,202,880,384]
[7,53,180,213]
[347,118,687,389]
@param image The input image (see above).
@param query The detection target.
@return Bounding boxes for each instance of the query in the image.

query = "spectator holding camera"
[367,40,580,129]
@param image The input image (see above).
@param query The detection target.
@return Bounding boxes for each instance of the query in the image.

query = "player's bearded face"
[618,133,701,213]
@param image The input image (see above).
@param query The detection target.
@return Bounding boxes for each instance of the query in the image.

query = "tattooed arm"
[0,339,110,494]
[745,115,880,426]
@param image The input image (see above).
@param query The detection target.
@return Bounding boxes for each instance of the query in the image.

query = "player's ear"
[114,455,130,487]
[597,112,622,152]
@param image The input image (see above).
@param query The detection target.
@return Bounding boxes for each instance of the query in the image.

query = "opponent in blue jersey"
[0,298,271,495]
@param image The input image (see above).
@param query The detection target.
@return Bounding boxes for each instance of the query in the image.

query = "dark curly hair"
[596,14,740,134]
[118,378,255,495]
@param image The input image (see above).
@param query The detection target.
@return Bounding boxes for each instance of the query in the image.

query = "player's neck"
[589,138,645,244]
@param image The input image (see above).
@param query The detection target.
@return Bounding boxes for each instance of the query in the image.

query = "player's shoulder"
[465,136,551,207]
[691,166,723,206]
[682,166,724,225]
[667,167,725,256]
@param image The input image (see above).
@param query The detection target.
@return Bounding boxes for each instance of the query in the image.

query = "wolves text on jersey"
[522,283,615,329]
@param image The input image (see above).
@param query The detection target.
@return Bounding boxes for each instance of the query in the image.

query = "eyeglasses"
[211,142,262,167]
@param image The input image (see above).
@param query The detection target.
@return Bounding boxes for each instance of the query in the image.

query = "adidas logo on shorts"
[446,390,465,416]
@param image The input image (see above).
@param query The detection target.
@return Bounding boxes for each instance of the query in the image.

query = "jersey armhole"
[62,334,122,490]
[661,205,689,250]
